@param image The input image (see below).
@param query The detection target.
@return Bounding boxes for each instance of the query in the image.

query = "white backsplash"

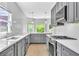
[51,23,79,39]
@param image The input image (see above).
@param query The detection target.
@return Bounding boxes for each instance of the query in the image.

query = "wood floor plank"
[26,44,48,56]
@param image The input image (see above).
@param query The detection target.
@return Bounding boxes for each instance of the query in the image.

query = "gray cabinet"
[15,38,26,56]
[57,42,62,56]
[51,2,67,27]
[62,45,79,56]
[51,2,78,27]
[21,38,26,56]
[51,5,57,26]
[17,40,22,56]
[75,2,79,22]
[18,39,26,56]
[0,45,15,56]
[56,42,79,56]
[67,2,76,23]
[30,34,46,43]
[25,35,30,55]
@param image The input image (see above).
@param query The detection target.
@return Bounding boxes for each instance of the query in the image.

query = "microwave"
[56,6,67,25]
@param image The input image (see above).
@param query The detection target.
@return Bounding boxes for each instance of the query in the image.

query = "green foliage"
[36,23,45,32]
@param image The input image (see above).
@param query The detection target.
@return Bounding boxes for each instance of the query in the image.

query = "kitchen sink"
[7,36,21,40]
[51,36,77,40]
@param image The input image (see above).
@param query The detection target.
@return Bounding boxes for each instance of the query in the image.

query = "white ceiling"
[17,2,55,19]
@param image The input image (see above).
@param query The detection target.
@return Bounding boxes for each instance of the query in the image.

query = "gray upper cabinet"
[51,2,67,27]
[67,2,76,23]
[75,2,79,22]
[51,2,79,27]
[51,5,57,27]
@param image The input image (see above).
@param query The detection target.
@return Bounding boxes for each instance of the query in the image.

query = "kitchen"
[0,2,79,56]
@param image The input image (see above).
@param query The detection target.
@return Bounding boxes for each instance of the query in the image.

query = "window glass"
[36,23,45,32]
[27,23,34,32]
[0,7,11,33]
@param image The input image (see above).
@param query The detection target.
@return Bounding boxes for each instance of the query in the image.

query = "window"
[36,23,45,32]
[0,7,12,33]
[27,23,34,33]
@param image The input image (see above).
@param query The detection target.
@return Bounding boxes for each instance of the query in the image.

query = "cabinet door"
[62,46,70,56]
[51,5,57,26]
[40,34,46,43]
[67,2,76,23]
[17,40,22,56]
[30,34,40,43]
[15,39,26,56]
[57,42,62,56]
[6,51,14,56]
[21,39,26,56]
[0,45,14,56]
[62,45,79,56]
[76,2,79,22]
[30,34,46,43]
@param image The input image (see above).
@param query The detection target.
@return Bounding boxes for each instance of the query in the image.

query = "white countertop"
[46,34,79,54]
[0,33,30,53]
[29,32,52,34]
[0,32,50,53]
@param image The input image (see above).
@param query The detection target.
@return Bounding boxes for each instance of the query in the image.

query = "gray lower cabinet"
[17,40,22,56]
[21,38,26,56]
[62,45,79,56]
[30,34,46,43]
[57,42,62,56]
[0,45,15,56]
[15,38,26,56]
[57,42,79,56]
[25,35,30,49]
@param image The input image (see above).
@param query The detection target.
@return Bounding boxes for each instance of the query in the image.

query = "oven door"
[49,39,57,56]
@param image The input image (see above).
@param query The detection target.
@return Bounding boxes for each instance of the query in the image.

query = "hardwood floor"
[26,44,49,56]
